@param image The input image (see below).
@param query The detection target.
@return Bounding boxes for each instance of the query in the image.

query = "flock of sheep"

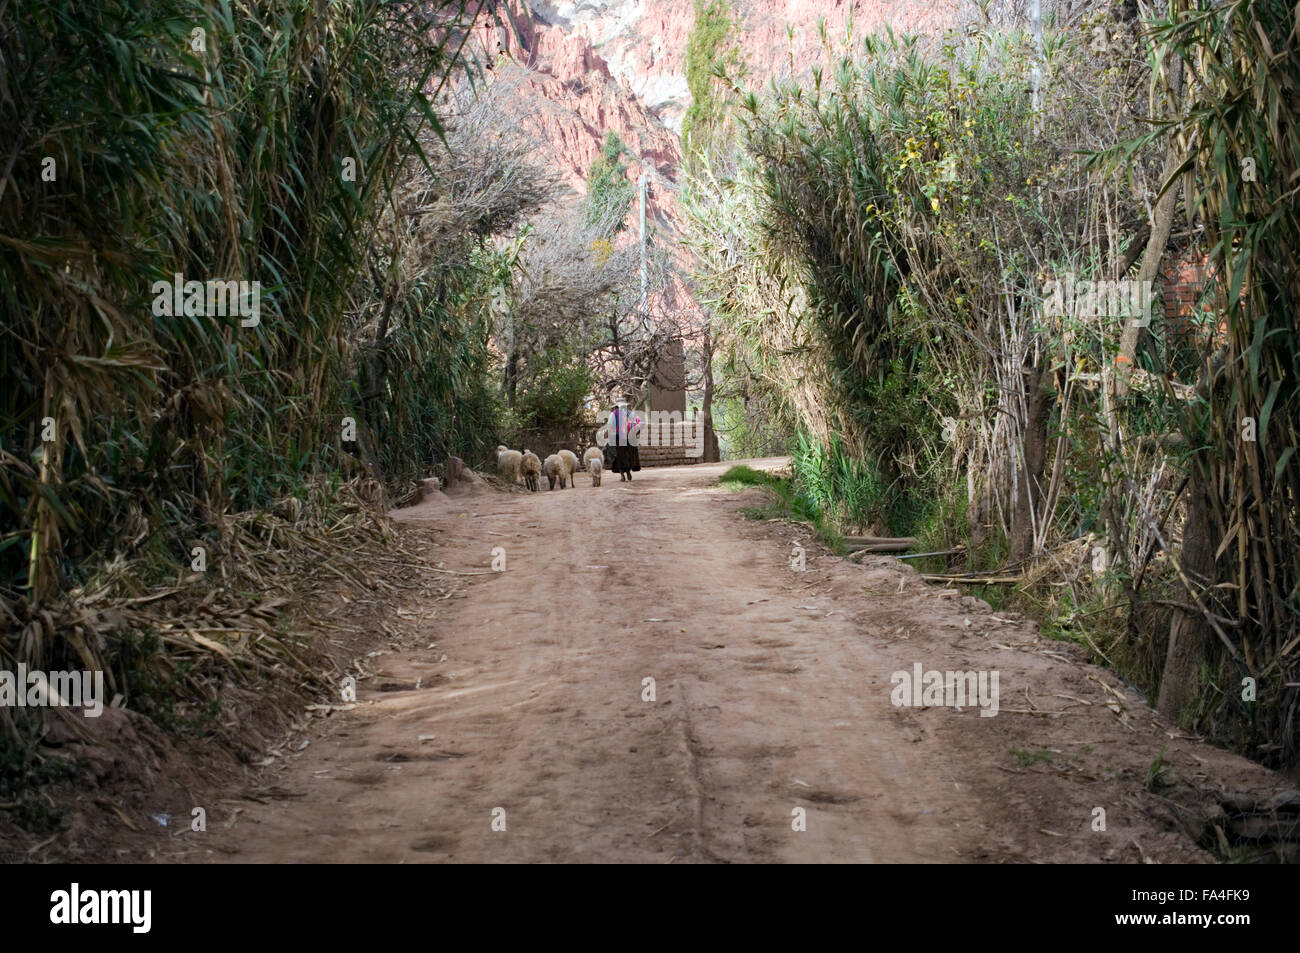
[496,445,605,491]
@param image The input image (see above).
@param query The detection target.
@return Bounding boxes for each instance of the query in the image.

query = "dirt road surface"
[187,459,1290,863]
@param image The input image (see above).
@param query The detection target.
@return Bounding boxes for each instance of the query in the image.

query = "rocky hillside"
[476,0,959,231]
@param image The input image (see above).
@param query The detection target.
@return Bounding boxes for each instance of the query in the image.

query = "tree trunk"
[504,347,519,409]
[1157,475,1214,722]
[1115,57,1183,397]
[701,324,720,462]
[967,461,988,559]
[1011,362,1051,563]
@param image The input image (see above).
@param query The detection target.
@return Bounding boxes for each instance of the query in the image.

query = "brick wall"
[1160,253,1222,349]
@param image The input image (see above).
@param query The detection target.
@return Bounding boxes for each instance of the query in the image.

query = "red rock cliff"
[470,0,957,234]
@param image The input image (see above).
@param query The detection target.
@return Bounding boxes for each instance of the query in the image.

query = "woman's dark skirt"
[613,444,641,473]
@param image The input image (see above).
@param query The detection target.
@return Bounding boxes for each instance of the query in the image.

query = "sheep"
[582,446,603,471]
[543,453,566,490]
[521,450,542,492]
[496,445,522,486]
[587,454,602,487]
[558,449,579,489]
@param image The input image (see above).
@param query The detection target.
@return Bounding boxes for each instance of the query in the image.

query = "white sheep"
[521,450,542,492]
[496,445,522,486]
[587,454,602,487]
[558,449,578,489]
[582,446,602,471]
[543,453,566,490]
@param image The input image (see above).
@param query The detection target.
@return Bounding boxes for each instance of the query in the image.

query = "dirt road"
[191,459,1290,863]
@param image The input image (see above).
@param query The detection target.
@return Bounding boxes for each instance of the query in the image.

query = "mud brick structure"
[635,417,704,467]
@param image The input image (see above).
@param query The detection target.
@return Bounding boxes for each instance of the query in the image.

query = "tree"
[679,0,746,460]
[584,131,635,233]
[680,0,744,170]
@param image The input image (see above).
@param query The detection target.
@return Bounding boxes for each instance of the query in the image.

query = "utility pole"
[1030,0,1043,214]
[639,167,648,314]
[1030,0,1043,137]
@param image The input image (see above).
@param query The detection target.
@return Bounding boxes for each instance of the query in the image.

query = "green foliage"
[0,0,494,648]
[1134,0,1300,762]
[699,0,1298,766]
[910,481,971,566]
[690,22,1158,561]
[1144,748,1171,791]
[361,268,501,485]
[718,464,840,548]
[718,464,783,490]
[505,347,594,449]
[690,9,1300,767]
[714,393,794,459]
[681,0,744,164]
[585,131,635,233]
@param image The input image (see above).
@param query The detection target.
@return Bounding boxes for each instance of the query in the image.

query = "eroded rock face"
[518,0,958,132]
[475,11,681,230]
[468,1,958,234]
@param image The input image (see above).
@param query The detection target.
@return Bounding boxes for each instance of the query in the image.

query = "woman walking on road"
[604,400,642,482]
